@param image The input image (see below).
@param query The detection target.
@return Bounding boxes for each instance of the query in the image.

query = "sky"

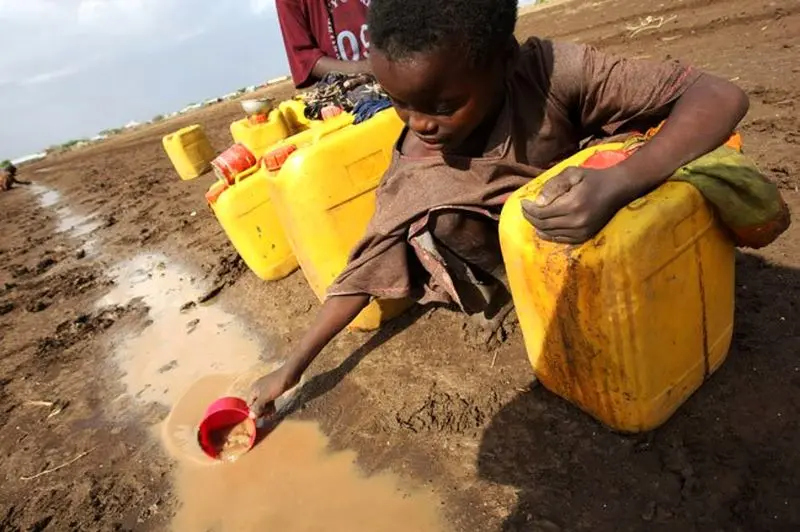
[0,0,541,160]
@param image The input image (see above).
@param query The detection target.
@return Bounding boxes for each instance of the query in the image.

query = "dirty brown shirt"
[1,169,15,191]
[327,37,702,306]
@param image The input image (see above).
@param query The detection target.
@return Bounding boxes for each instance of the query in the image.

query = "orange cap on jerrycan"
[205,180,228,207]
[263,144,298,172]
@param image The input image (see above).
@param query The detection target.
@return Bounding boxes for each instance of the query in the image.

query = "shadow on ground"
[477,252,800,531]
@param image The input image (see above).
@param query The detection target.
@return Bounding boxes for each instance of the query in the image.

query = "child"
[0,163,30,191]
[249,0,749,415]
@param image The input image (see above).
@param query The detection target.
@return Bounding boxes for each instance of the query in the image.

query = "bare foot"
[462,282,516,348]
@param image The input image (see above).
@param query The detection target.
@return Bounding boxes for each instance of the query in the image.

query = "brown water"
[97,254,447,531]
[98,253,264,405]
[162,374,448,532]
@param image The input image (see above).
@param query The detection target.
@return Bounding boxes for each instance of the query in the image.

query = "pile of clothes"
[301,73,392,125]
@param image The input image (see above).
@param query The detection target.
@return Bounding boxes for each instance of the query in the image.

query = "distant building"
[11,152,47,165]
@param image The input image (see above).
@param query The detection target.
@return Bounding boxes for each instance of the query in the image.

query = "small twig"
[626,15,677,38]
[491,351,499,368]
[25,400,54,407]
[20,447,97,481]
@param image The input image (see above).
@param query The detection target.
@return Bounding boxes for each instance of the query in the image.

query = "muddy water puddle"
[30,184,103,237]
[163,374,448,532]
[98,253,263,405]
[27,162,447,531]
[99,254,447,530]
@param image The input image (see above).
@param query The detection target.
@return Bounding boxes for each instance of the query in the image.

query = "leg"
[429,211,515,345]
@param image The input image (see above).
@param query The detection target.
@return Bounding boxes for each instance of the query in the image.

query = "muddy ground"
[1,0,798,530]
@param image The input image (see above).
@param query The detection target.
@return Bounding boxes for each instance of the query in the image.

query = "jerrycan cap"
[205,181,228,205]
[321,105,344,120]
[263,144,298,171]
[249,113,270,125]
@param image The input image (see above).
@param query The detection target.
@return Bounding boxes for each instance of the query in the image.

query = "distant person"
[276,0,371,88]
[0,163,30,191]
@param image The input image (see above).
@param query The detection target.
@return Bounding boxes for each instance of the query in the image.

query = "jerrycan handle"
[311,113,354,144]
[232,165,259,185]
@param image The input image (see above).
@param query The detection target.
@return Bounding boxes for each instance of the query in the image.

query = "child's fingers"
[534,167,584,208]
[522,193,573,222]
[523,209,572,232]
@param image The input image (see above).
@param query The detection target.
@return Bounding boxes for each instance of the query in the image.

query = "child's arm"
[249,293,370,416]
[524,71,748,244]
[311,56,372,79]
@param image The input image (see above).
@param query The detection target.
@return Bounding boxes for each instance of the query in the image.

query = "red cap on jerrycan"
[249,113,269,125]
[321,105,344,120]
[263,144,298,172]
[580,149,631,170]
[205,180,228,206]
[211,143,257,184]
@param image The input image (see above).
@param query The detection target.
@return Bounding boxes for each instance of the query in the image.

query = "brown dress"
[327,37,702,312]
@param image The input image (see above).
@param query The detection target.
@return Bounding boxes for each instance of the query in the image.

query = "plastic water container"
[499,143,736,432]
[162,125,216,180]
[278,99,320,134]
[230,109,291,158]
[266,108,408,330]
[206,162,298,282]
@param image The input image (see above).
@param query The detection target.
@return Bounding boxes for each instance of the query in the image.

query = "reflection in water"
[30,184,102,237]
[56,207,102,236]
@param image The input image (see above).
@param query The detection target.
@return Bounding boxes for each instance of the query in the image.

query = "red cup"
[197,396,257,460]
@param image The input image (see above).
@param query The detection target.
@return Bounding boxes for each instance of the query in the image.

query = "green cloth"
[669,144,790,249]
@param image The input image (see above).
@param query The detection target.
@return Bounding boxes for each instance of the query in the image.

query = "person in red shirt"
[276,0,371,88]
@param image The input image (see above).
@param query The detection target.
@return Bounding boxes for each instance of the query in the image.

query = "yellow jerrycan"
[265,109,409,331]
[278,98,319,134]
[162,124,216,180]
[499,143,735,432]
[205,162,298,282]
[230,108,291,158]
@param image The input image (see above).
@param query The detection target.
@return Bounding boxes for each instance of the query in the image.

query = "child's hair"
[369,0,518,66]
[5,163,16,176]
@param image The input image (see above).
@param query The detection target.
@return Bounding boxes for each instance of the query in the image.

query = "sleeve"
[326,160,426,301]
[325,230,417,301]
[545,40,703,136]
[276,0,325,88]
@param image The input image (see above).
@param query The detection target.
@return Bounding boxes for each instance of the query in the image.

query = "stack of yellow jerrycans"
[206,98,408,332]
[263,107,409,331]
[499,143,736,432]
[204,102,301,282]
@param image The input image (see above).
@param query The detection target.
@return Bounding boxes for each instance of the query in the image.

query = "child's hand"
[248,365,299,418]
[521,166,635,244]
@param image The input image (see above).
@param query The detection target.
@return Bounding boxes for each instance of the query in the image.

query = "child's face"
[372,45,505,153]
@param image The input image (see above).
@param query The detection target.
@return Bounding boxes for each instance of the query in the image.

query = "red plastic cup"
[197,397,257,460]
